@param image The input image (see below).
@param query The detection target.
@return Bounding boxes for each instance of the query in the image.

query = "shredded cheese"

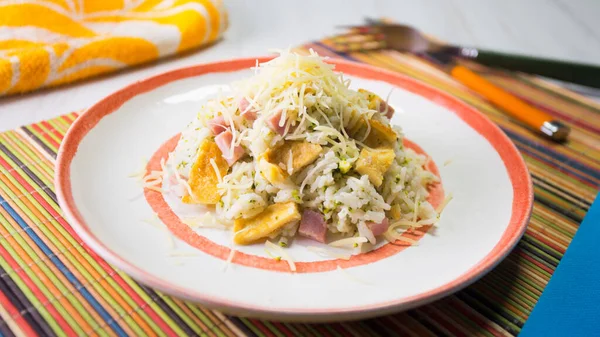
[383,230,418,245]
[129,158,150,184]
[336,266,372,285]
[140,168,164,194]
[307,246,352,260]
[128,168,147,180]
[265,240,296,271]
[141,213,162,228]
[417,218,438,225]
[143,185,163,193]
[222,249,236,271]
[436,193,453,214]
[209,158,223,183]
[182,214,227,229]
[328,237,368,249]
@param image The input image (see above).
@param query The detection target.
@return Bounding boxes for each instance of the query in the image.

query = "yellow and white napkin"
[0,0,228,96]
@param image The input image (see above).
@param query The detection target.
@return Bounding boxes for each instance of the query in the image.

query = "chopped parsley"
[291,189,302,203]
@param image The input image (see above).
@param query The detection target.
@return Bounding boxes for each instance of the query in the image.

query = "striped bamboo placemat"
[0,39,598,336]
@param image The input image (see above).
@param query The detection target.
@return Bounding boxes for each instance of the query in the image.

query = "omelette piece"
[257,157,288,185]
[233,202,302,245]
[267,141,322,174]
[358,88,395,118]
[359,88,383,111]
[363,120,397,148]
[182,139,229,204]
[347,118,397,148]
[355,148,395,187]
[388,204,402,220]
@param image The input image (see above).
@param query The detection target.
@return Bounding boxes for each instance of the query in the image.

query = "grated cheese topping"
[265,240,296,271]
[307,246,352,260]
[336,266,373,285]
[222,249,236,271]
[328,237,368,249]
[436,193,453,214]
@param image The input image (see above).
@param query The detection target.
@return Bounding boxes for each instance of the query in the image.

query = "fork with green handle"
[333,21,600,141]
[336,20,600,89]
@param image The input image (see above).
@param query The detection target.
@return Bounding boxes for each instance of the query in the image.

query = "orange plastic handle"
[451,64,551,131]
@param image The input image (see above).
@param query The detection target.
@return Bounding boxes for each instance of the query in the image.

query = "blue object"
[520,193,600,337]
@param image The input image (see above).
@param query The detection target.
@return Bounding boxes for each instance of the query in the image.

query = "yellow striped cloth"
[0,0,227,96]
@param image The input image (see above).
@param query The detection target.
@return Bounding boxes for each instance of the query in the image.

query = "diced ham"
[367,218,390,236]
[378,101,395,119]
[266,111,286,135]
[266,110,291,135]
[207,116,230,135]
[298,209,327,243]
[215,130,245,165]
[239,97,258,121]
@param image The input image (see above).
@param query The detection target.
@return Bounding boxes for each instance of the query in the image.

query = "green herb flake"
[291,190,301,202]
[339,160,352,174]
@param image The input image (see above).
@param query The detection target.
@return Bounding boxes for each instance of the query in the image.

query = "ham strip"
[379,101,395,119]
[207,116,230,135]
[266,110,295,135]
[367,218,390,236]
[266,110,286,135]
[298,209,327,243]
[239,97,258,121]
[214,130,245,165]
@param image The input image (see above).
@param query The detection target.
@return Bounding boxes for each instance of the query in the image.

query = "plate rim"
[55,56,533,321]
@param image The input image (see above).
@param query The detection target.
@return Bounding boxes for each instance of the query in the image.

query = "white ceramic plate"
[55,57,532,322]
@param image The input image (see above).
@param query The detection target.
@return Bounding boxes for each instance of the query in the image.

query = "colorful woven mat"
[0,39,599,336]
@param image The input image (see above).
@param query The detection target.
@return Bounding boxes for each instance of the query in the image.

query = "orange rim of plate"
[55,56,533,320]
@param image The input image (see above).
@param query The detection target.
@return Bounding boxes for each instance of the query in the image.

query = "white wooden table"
[1,0,599,132]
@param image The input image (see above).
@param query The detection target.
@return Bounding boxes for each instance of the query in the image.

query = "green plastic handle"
[465,49,600,89]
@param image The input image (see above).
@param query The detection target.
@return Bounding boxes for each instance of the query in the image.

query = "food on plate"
[181,139,228,204]
[166,50,440,249]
